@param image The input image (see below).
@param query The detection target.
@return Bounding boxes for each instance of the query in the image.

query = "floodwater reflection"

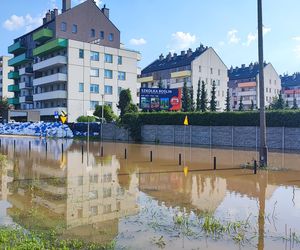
[0,136,300,249]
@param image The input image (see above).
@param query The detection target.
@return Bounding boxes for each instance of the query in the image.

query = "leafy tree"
[250,100,255,111]
[210,81,217,112]
[94,105,117,123]
[181,80,190,112]
[190,86,195,112]
[0,99,9,110]
[285,100,290,109]
[270,93,285,110]
[292,92,298,110]
[117,89,132,119]
[77,116,96,122]
[196,80,201,111]
[158,77,163,89]
[238,96,244,111]
[125,103,138,113]
[225,88,231,112]
[200,81,208,112]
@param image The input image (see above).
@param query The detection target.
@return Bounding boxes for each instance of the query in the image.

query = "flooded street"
[0,136,300,249]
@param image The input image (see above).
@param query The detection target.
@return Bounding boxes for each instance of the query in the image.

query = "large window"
[90,101,99,110]
[90,84,99,93]
[104,85,113,95]
[118,71,126,80]
[90,28,95,37]
[79,49,84,59]
[79,82,84,92]
[104,69,113,79]
[100,31,104,39]
[72,24,77,34]
[61,22,67,32]
[105,54,113,63]
[90,68,99,77]
[90,51,99,61]
[118,56,122,65]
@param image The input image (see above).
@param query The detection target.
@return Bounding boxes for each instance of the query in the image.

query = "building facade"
[228,63,281,110]
[138,46,228,111]
[7,0,140,122]
[0,56,13,100]
[281,73,300,108]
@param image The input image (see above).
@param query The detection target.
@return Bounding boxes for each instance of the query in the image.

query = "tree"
[210,81,217,112]
[181,80,191,112]
[238,96,244,111]
[270,93,284,110]
[200,81,208,112]
[292,92,298,110]
[190,86,195,111]
[196,80,201,111]
[285,100,290,109]
[158,77,163,89]
[0,99,9,110]
[225,88,231,112]
[94,105,117,123]
[117,89,132,119]
[125,103,138,113]
[77,116,96,122]
[250,100,255,111]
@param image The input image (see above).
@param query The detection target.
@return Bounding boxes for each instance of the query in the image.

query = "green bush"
[76,116,96,122]
[94,105,117,123]
[123,111,300,141]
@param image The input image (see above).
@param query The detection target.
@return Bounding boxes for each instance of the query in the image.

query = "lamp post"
[257,0,268,167]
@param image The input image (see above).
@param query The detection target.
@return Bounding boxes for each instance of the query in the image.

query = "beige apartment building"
[0,56,13,100]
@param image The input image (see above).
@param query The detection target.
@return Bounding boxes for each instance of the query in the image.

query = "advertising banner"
[140,88,182,111]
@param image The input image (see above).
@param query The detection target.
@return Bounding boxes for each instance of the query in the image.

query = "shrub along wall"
[123,111,300,141]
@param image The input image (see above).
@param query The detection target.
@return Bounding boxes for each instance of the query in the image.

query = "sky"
[0,0,300,75]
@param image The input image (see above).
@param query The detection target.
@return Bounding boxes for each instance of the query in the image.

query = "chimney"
[230,66,233,73]
[51,10,55,20]
[159,54,164,61]
[101,4,110,19]
[43,17,47,24]
[241,64,245,68]
[181,50,185,56]
[62,0,71,13]
[173,53,177,59]
[46,11,51,22]
[167,52,172,61]
[54,8,58,17]
[187,48,193,57]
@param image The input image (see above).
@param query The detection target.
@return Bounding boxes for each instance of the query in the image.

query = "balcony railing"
[8,41,26,55]
[8,53,32,67]
[33,38,68,57]
[8,98,20,105]
[8,71,20,79]
[8,85,20,92]
[33,28,53,43]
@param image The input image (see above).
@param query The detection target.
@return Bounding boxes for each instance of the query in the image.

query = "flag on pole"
[184,115,189,126]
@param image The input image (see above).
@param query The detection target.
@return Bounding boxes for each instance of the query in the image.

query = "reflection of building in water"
[0,159,13,200]
[4,143,138,244]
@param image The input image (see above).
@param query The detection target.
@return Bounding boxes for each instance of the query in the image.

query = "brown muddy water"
[0,136,300,249]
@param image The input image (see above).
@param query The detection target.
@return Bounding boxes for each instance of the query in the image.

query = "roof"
[141,46,208,75]
[228,63,265,81]
[281,73,300,87]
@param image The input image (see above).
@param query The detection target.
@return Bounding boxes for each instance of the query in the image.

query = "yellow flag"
[184,166,189,177]
[184,115,189,126]
[60,116,67,124]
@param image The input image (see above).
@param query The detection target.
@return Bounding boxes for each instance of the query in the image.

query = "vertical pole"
[61,143,64,161]
[258,0,268,167]
[150,150,153,162]
[13,140,16,152]
[29,141,31,152]
[254,160,257,174]
[0,139,1,148]
[125,148,127,159]
[81,144,84,163]
[45,141,48,156]
[179,153,182,166]
[101,146,103,157]
[213,156,217,170]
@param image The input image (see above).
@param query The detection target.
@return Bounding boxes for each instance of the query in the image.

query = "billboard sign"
[140,88,182,111]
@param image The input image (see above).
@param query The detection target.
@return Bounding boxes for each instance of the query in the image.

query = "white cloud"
[243,26,271,47]
[294,45,300,58]
[227,29,240,44]
[218,41,225,47]
[129,38,147,46]
[3,14,42,32]
[167,31,197,51]
[293,36,300,42]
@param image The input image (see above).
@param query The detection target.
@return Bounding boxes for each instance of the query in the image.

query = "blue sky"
[1,0,300,74]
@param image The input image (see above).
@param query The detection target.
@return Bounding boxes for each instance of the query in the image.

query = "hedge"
[122,111,300,141]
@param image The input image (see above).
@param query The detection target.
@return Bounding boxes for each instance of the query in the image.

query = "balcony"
[33,55,67,71]
[8,41,26,55]
[19,67,33,75]
[33,90,67,101]
[138,76,153,83]
[171,70,192,78]
[8,98,20,105]
[33,28,53,43]
[8,85,20,92]
[239,90,257,97]
[19,81,33,89]
[19,96,33,103]
[8,71,20,79]
[33,38,68,57]
[33,73,67,86]
[8,53,32,67]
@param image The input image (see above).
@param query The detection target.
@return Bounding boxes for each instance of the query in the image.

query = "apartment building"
[7,0,140,122]
[138,46,228,111]
[228,63,281,110]
[0,56,13,100]
[281,73,300,108]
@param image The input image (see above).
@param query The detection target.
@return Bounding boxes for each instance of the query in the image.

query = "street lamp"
[257,0,268,167]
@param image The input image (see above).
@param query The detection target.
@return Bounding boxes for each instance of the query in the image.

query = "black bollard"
[61,143,64,160]
[0,139,1,148]
[45,142,48,153]
[213,157,217,170]
[150,151,153,162]
[125,148,127,159]
[13,140,16,152]
[29,141,31,152]
[81,144,84,156]
[179,153,182,166]
[101,146,104,157]
[254,160,257,175]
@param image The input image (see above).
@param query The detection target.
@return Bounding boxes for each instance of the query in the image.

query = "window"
[90,51,99,61]
[105,54,113,63]
[79,82,84,92]
[103,204,111,214]
[72,24,77,33]
[118,56,122,65]
[104,85,113,95]
[108,33,114,41]
[105,101,112,107]
[104,69,113,79]
[100,31,104,39]
[210,68,213,74]
[199,66,201,72]
[78,176,83,186]
[90,206,98,216]
[90,101,99,110]
[89,190,98,200]
[79,49,84,58]
[90,68,99,77]
[61,22,67,32]
[103,187,112,198]
[90,28,95,37]
[90,84,99,93]
[118,71,126,80]
[218,69,221,76]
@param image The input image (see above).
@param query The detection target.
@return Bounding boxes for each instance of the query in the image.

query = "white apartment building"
[281,73,300,108]
[228,63,281,110]
[138,45,228,111]
[0,56,13,100]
